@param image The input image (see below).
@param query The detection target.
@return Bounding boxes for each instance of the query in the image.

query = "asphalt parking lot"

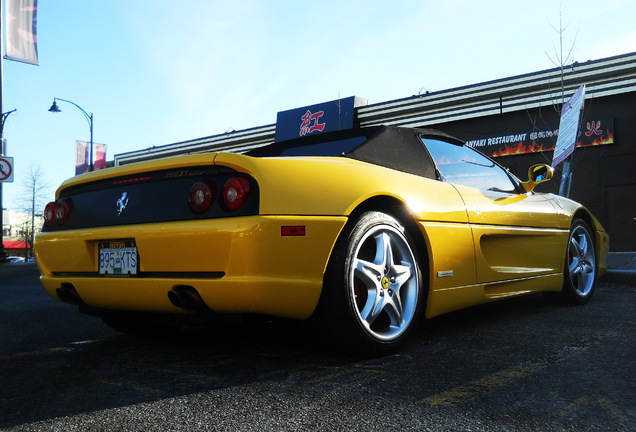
[1,262,634,431]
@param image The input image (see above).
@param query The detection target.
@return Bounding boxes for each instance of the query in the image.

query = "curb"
[605,252,636,286]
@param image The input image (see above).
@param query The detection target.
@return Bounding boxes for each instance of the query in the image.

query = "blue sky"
[2,0,636,211]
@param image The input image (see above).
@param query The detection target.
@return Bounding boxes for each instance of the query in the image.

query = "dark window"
[423,138,518,193]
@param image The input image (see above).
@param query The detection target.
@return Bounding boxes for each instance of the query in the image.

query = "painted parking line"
[560,396,628,423]
[0,339,105,361]
[423,361,545,406]
[422,324,632,407]
[0,346,75,361]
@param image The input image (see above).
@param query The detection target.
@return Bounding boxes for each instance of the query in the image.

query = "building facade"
[115,52,636,251]
[1,209,41,257]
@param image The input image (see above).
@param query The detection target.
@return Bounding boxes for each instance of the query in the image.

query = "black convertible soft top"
[246,125,464,180]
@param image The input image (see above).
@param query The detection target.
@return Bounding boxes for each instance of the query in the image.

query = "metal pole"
[0,1,6,262]
[89,113,94,171]
[30,174,35,259]
[558,159,572,197]
[50,98,94,172]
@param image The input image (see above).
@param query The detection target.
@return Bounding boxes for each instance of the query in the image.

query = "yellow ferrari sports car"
[35,125,609,354]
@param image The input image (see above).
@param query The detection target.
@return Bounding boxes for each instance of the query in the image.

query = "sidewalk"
[604,251,636,286]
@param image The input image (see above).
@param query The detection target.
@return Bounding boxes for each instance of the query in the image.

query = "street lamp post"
[48,98,94,172]
[0,109,17,262]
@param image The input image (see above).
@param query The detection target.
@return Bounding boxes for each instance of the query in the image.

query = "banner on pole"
[552,84,586,167]
[75,141,89,175]
[5,0,39,65]
[76,141,107,174]
[94,143,107,170]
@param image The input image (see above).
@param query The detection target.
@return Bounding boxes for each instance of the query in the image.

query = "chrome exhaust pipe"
[168,286,208,312]
[56,284,83,305]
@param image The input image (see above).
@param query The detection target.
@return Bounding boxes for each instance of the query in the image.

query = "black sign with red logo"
[275,96,367,142]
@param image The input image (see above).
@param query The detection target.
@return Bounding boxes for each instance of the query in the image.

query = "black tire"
[561,218,597,305]
[319,211,425,354]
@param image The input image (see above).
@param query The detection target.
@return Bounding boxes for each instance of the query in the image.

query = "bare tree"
[17,165,50,258]
[545,9,578,106]
[527,9,579,137]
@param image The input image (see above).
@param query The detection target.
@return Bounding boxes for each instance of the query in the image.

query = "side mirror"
[521,164,554,192]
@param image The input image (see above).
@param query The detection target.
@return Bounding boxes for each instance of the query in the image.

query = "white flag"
[5,0,39,65]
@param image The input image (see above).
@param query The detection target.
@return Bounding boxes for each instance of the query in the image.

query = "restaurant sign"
[465,118,614,158]
[275,96,368,142]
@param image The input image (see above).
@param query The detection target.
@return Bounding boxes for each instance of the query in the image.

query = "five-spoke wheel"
[562,219,597,305]
[321,211,425,354]
[350,222,420,342]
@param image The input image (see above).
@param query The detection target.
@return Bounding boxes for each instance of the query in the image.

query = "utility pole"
[0,2,6,261]
[0,1,38,261]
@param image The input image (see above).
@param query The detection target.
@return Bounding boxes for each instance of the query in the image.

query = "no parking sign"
[0,157,14,182]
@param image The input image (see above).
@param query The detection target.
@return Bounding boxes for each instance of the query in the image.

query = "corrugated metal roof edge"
[115,51,636,166]
[358,53,636,121]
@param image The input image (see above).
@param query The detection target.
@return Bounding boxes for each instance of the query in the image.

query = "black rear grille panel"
[43,166,259,232]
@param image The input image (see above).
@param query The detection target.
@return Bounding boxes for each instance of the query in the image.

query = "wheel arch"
[313,195,432,353]
[571,208,608,275]
[571,208,594,231]
[344,195,431,284]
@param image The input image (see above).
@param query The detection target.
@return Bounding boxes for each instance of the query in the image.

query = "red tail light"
[222,177,251,211]
[44,198,74,226]
[55,198,73,225]
[43,202,57,227]
[189,180,216,214]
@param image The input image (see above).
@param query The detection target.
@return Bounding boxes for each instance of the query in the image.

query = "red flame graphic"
[490,130,614,158]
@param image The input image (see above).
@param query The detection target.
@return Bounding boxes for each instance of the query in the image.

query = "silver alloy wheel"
[349,223,419,342]
[567,224,596,297]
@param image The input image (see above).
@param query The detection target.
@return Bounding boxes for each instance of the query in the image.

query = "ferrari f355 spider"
[35,125,609,353]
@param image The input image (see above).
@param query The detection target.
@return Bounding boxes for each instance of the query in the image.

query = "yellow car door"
[453,186,566,283]
[422,137,566,285]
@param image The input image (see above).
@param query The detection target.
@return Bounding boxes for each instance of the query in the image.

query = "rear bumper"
[35,215,347,319]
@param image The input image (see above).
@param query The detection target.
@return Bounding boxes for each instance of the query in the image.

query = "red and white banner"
[76,141,107,175]
[75,141,89,175]
[94,143,107,170]
[5,0,39,65]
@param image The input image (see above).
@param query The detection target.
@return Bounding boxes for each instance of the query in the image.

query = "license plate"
[98,240,138,277]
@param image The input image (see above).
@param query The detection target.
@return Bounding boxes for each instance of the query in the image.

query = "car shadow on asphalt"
[0,287,614,429]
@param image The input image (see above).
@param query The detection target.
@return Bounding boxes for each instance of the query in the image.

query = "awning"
[3,241,31,249]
